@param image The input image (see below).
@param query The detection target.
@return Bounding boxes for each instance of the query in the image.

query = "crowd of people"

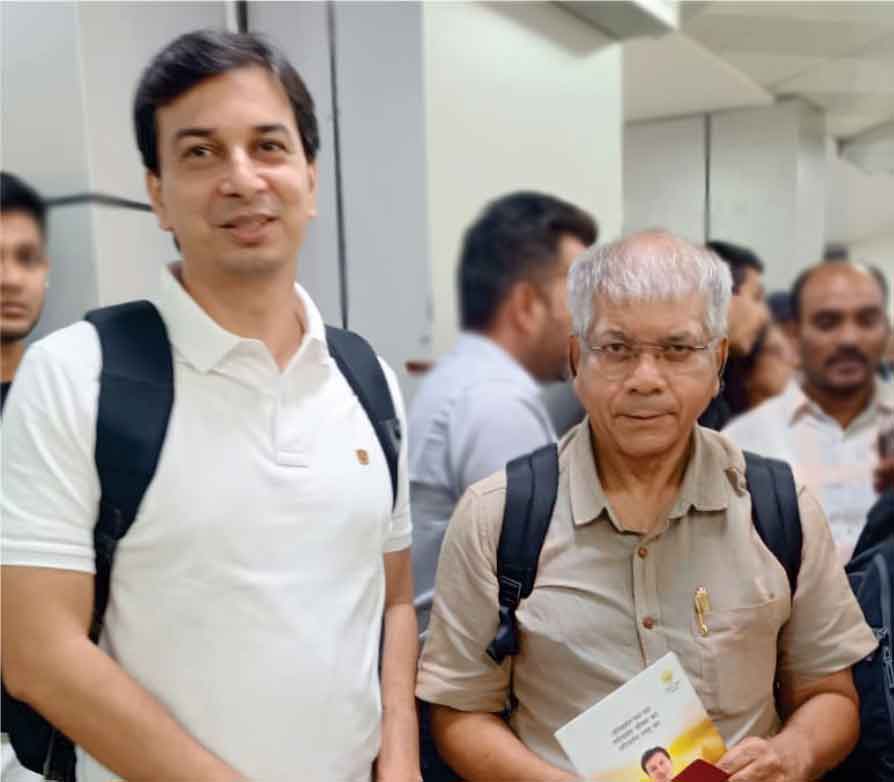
[1,28,892,782]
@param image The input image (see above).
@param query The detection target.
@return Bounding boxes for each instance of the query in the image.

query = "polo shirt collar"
[568,420,731,529]
[156,264,329,373]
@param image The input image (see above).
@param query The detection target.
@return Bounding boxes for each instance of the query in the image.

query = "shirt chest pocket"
[694,595,789,719]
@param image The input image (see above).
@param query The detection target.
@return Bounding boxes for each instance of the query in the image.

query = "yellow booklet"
[554,652,726,782]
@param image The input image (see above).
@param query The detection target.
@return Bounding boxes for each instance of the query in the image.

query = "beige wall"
[423,1,623,357]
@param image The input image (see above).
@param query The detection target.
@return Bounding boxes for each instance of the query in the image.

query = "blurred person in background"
[725,261,892,561]
[699,240,770,430]
[721,323,796,420]
[767,289,800,367]
[0,171,46,782]
[408,191,597,638]
[0,172,49,415]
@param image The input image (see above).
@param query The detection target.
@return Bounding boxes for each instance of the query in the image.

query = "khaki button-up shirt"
[416,421,877,772]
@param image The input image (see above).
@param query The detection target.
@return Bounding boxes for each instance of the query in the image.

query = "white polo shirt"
[1,266,412,782]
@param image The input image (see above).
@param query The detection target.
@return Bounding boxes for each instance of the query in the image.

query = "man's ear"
[145,170,172,232]
[512,280,546,337]
[568,334,581,378]
[713,337,729,396]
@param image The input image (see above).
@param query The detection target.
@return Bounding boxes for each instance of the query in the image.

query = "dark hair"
[706,240,764,293]
[0,172,47,236]
[791,261,889,323]
[767,290,794,324]
[458,191,597,330]
[823,242,849,262]
[641,746,671,773]
[134,30,319,174]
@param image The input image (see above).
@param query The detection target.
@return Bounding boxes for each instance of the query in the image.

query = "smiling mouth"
[220,215,275,230]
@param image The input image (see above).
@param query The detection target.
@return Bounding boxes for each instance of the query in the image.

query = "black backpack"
[420,443,802,780]
[827,491,894,782]
[3,300,401,782]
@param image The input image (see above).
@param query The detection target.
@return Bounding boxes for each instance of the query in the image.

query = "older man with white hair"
[416,231,875,782]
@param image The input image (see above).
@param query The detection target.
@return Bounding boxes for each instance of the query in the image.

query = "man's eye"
[184,145,213,159]
[603,343,630,355]
[259,140,287,153]
[813,315,840,330]
[16,249,40,266]
[665,344,692,355]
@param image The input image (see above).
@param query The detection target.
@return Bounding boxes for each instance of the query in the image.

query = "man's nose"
[1,257,25,288]
[626,349,667,391]
[219,150,266,198]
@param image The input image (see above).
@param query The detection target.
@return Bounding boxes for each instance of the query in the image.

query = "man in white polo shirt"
[1,31,418,782]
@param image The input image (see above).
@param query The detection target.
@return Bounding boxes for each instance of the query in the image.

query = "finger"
[717,742,760,774]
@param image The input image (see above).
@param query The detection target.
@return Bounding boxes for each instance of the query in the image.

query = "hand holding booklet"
[554,652,729,782]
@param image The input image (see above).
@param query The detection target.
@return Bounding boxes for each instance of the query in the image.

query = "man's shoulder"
[410,353,546,432]
[24,320,102,379]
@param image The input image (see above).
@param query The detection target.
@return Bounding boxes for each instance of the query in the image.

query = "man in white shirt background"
[1,30,418,782]
[407,191,596,637]
[724,260,892,561]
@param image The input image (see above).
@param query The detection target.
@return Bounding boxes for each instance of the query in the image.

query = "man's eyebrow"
[256,123,291,135]
[173,127,214,143]
[172,124,291,143]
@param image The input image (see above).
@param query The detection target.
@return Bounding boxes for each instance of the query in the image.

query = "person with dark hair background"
[408,191,597,639]
[698,240,771,429]
[641,746,674,782]
[2,30,419,782]
[0,172,49,415]
[725,260,892,561]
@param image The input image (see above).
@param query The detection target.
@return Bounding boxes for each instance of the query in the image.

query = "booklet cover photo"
[554,652,728,782]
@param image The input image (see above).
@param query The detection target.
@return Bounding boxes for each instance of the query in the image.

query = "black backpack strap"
[487,443,559,664]
[325,325,400,509]
[85,301,174,640]
[744,451,803,596]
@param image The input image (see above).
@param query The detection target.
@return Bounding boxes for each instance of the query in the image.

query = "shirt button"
[638,546,648,559]
[642,616,655,630]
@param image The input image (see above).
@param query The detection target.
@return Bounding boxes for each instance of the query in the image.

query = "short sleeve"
[380,358,412,553]
[1,324,102,573]
[777,486,877,679]
[450,389,556,494]
[416,483,511,713]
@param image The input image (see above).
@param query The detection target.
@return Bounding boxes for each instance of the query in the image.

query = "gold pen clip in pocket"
[694,586,711,637]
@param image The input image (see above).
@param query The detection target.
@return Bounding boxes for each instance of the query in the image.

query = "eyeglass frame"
[577,335,724,378]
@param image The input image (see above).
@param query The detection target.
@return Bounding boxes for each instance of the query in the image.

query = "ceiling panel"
[702,2,894,24]
[684,14,888,58]
[623,31,771,121]
[718,52,825,85]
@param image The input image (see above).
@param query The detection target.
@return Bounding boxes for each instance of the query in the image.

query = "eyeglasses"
[580,337,721,380]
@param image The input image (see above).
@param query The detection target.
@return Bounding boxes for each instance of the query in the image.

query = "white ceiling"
[683,1,894,138]
[622,0,894,245]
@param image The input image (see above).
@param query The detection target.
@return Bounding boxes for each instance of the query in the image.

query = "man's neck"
[483,325,534,376]
[593,427,692,535]
[176,263,305,370]
[800,378,874,430]
[1,339,26,383]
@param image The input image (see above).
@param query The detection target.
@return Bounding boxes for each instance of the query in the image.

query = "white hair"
[568,230,733,339]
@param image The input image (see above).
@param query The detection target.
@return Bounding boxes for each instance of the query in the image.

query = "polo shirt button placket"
[642,616,656,630]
